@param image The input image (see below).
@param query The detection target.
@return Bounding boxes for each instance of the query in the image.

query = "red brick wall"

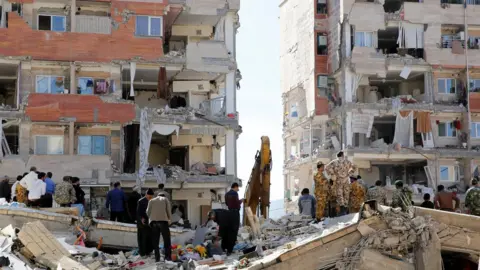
[470,92,480,113]
[0,1,167,62]
[315,97,329,115]
[315,29,329,116]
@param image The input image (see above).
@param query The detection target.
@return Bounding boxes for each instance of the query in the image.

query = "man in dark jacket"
[106,182,126,222]
[224,182,243,254]
[137,188,154,257]
[0,176,10,203]
[207,209,232,254]
[127,188,142,224]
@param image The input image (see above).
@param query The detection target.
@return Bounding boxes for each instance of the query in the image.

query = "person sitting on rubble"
[465,178,480,216]
[391,180,413,212]
[349,176,366,213]
[420,193,434,209]
[54,176,76,207]
[434,185,460,212]
[28,172,46,207]
[11,175,22,202]
[0,176,10,203]
[366,180,387,205]
[298,188,316,219]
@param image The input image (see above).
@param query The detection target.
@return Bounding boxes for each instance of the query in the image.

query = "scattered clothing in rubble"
[349,178,366,213]
[54,177,76,206]
[366,182,387,205]
[325,152,357,211]
[465,185,480,216]
[298,189,316,219]
[314,168,329,220]
[15,184,27,203]
[434,185,460,212]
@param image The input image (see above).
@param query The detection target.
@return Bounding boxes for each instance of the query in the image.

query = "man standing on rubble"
[298,188,316,218]
[106,182,127,222]
[54,176,76,207]
[137,188,154,257]
[147,191,172,262]
[391,180,413,212]
[465,178,480,216]
[313,162,329,220]
[434,185,460,212]
[325,151,357,216]
[349,176,366,213]
[224,182,243,254]
[366,180,387,205]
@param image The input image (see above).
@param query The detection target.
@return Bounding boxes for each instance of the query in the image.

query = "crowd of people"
[298,151,480,220]
[0,167,86,213]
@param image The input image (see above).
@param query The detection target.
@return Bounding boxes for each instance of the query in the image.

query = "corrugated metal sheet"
[75,15,111,34]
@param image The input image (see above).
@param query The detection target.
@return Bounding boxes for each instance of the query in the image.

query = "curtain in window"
[393,112,413,147]
[130,62,136,97]
[92,136,105,155]
[355,32,365,47]
[150,17,161,36]
[135,16,148,36]
[52,16,65,32]
[48,136,63,154]
[78,136,91,155]
[35,136,48,154]
[36,76,49,93]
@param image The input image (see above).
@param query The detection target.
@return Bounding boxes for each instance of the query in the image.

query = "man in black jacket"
[0,176,10,203]
[207,209,235,255]
[137,188,154,257]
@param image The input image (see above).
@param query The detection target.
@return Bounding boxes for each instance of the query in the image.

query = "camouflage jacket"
[349,181,366,209]
[391,187,413,211]
[465,186,480,215]
[325,158,357,181]
[366,186,387,205]
[314,172,329,199]
[54,181,76,205]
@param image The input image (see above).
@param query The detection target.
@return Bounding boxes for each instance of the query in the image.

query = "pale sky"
[235,0,283,200]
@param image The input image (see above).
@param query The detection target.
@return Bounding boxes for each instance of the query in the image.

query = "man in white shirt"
[28,172,46,207]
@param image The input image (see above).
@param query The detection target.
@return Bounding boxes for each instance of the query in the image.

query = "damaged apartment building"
[0,0,241,227]
[281,0,480,207]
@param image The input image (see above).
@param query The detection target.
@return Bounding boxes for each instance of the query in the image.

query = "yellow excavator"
[243,136,272,226]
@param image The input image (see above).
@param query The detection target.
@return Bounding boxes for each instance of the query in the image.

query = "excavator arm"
[243,136,272,226]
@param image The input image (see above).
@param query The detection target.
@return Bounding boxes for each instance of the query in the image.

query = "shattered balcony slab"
[186,41,236,73]
[172,0,239,15]
[351,47,387,77]
[340,101,467,114]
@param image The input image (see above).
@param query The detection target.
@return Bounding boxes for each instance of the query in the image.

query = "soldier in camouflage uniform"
[349,176,366,213]
[366,180,387,205]
[325,151,357,216]
[327,179,339,217]
[391,180,413,212]
[54,176,76,207]
[465,178,480,216]
[313,162,329,220]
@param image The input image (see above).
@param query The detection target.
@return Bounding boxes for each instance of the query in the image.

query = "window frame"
[34,135,64,155]
[354,31,374,48]
[317,74,328,96]
[469,79,480,91]
[316,0,327,14]
[77,77,94,95]
[35,75,65,94]
[135,15,163,37]
[77,135,107,155]
[439,165,459,182]
[316,33,328,55]
[438,121,457,138]
[437,78,456,94]
[471,122,480,138]
[37,14,66,32]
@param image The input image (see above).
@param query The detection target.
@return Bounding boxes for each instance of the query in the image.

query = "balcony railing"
[199,96,225,118]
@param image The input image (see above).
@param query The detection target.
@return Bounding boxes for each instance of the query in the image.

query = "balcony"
[199,96,225,118]
[403,0,480,25]
[185,41,235,73]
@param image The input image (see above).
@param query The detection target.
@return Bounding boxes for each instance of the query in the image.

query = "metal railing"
[199,96,225,117]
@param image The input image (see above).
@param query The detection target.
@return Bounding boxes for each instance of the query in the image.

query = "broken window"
[437,78,456,94]
[78,77,94,95]
[471,122,480,138]
[317,75,328,96]
[438,122,456,137]
[38,15,65,32]
[78,136,106,155]
[35,135,64,155]
[439,165,459,182]
[316,33,328,55]
[469,79,480,92]
[36,76,65,94]
[135,15,162,37]
[317,0,327,14]
[354,31,374,47]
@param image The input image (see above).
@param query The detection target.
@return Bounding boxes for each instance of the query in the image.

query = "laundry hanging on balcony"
[393,111,414,148]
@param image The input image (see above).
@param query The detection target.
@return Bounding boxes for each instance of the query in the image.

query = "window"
[317,75,328,96]
[36,76,65,94]
[317,0,327,14]
[38,15,66,32]
[438,122,457,137]
[135,16,163,37]
[471,122,480,138]
[437,78,456,94]
[355,32,374,47]
[439,166,459,182]
[470,79,480,91]
[317,33,328,55]
[35,136,64,155]
[78,136,106,155]
[78,77,94,95]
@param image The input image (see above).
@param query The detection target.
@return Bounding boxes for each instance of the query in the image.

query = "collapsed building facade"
[0,0,241,227]
[281,0,480,208]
